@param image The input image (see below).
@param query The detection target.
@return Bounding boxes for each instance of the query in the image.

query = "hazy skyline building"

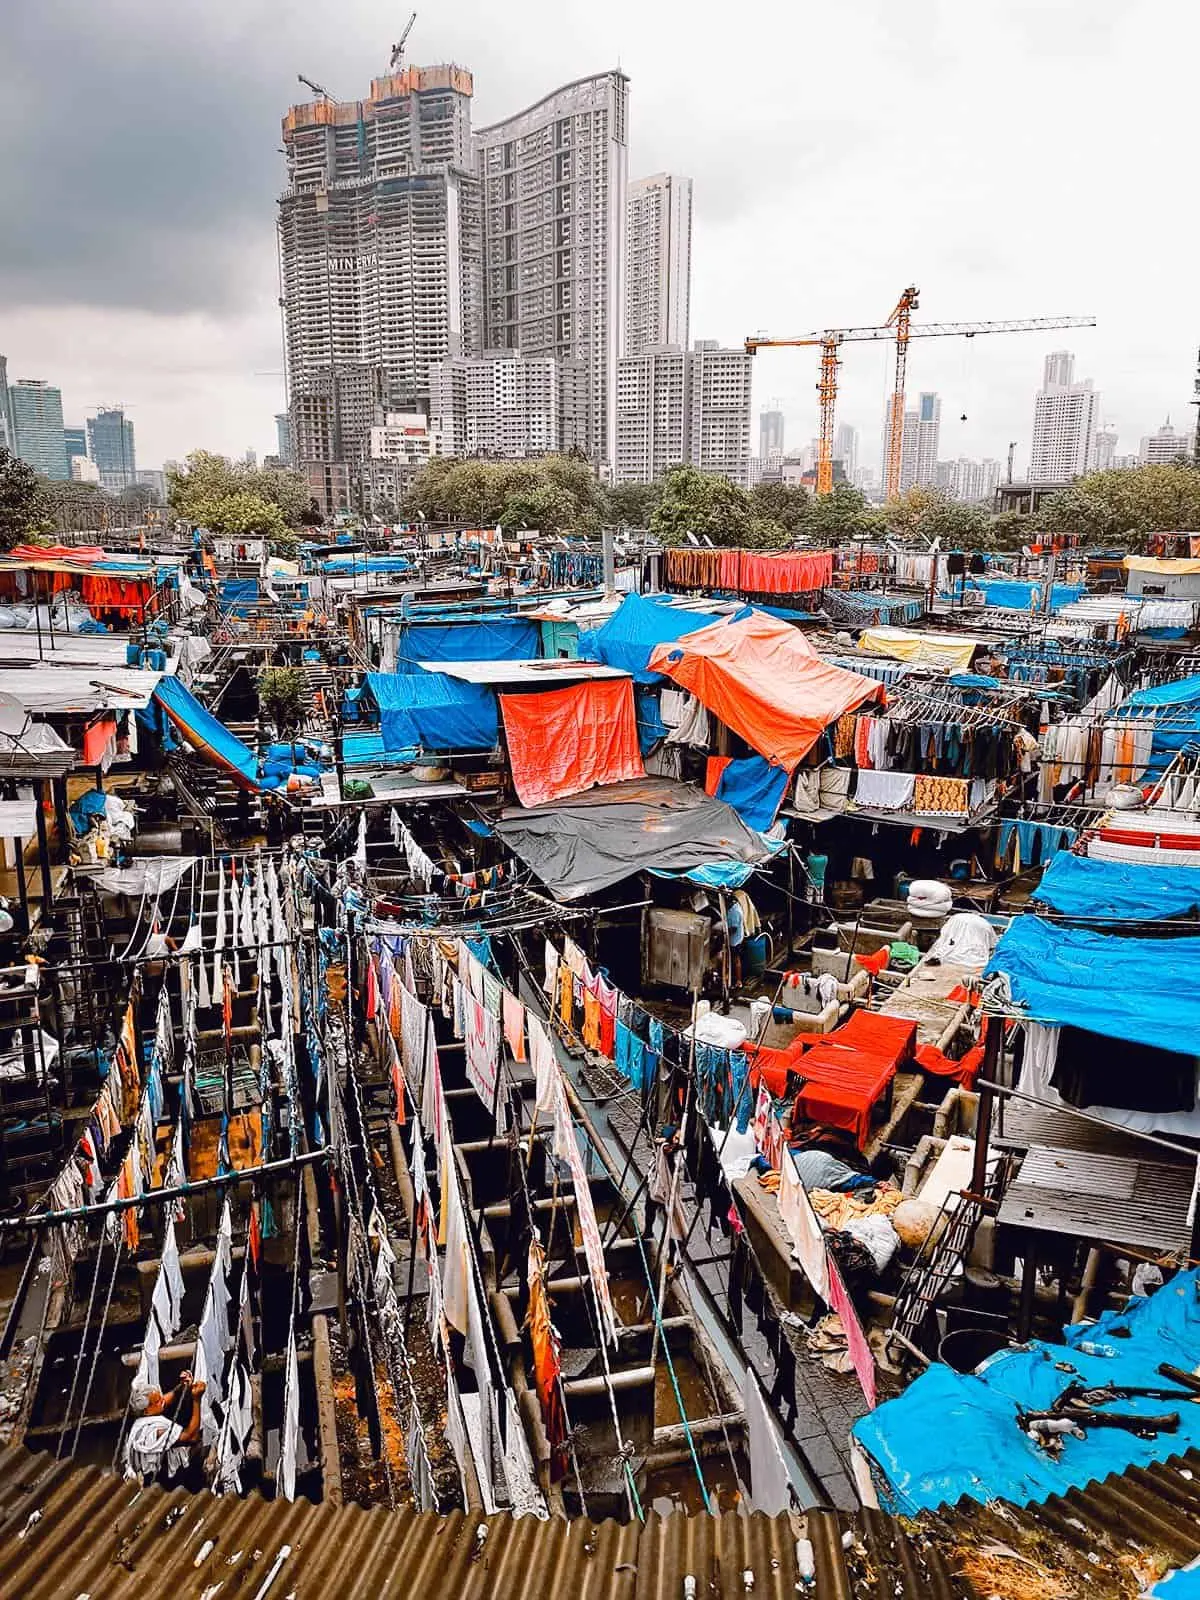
[615,345,687,483]
[278,62,483,479]
[10,379,67,480]
[475,70,629,468]
[87,407,136,490]
[688,340,753,488]
[1029,350,1099,481]
[1092,425,1118,472]
[624,173,691,358]
[1139,417,1190,465]
[833,421,859,477]
[0,358,13,455]
[274,413,292,465]
[64,425,88,464]
[895,392,941,492]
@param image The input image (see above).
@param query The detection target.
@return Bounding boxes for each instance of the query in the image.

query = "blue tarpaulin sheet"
[712,755,790,832]
[366,670,498,754]
[219,578,259,618]
[396,617,539,671]
[1034,853,1200,923]
[1114,675,1200,775]
[635,684,668,753]
[579,592,723,682]
[1153,1564,1200,1596]
[984,914,1200,1051]
[154,673,263,790]
[948,579,1086,612]
[320,554,411,575]
[854,1269,1200,1514]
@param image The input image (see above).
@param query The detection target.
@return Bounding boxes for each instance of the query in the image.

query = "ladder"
[888,1156,1010,1354]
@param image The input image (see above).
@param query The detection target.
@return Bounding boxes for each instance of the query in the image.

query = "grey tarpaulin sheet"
[494,777,771,900]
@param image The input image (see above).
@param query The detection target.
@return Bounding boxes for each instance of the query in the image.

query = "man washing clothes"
[123,1369,206,1482]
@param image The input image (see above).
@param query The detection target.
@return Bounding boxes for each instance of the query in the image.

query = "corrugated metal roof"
[5,1442,1200,1597]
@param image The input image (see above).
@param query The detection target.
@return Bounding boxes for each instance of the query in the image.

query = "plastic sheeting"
[499,678,644,808]
[1114,675,1200,776]
[854,1269,1200,1515]
[579,592,724,681]
[951,579,1086,612]
[153,673,263,791]
[1034,853,1200,922]
[396,617,539,671]
[984,914,1200,1053]
[365,671,498,754]
[705,754,790,832]
[649,612,883,770]
[494,776,771,900]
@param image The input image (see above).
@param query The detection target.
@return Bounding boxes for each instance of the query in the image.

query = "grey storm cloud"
[0,2,294,314]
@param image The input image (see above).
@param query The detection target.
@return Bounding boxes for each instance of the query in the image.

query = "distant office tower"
[615,346,687,483]
[1092,426,1118,472]
[476,70,629,468]
[64,426,88,464]
[903,393,941,490]
[275,413,292,466]
[279,63,483,471]
[1139,418,1190,465]
[429,353,587,458]
[0,357,12,455]
[833,422,859,478]
[625,174,691,357]
[937,456,1002,503]
[10,380,68,480]
[87,408,136,490]
[759,407,784,463]
[688,341,754,487]
[1029,351,1099,481]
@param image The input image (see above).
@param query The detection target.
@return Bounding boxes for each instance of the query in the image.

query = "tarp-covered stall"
[648,612,883,770]
[393,616,540,672]
[499,677,644,807]
[494,776,772,900]
[1033,853,1200,923]
[579,592,724,681]
[364,671,498,756]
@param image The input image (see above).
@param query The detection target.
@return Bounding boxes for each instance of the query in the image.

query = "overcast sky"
[2,0,1196,473]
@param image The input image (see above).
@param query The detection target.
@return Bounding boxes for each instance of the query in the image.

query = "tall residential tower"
[1029,351,1098,481]
[475,71,629,469]
[625,174,691,357]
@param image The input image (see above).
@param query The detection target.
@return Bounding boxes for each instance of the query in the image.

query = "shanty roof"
[0,665,164,714]
[429,659,630,686]
[4,1442,1200,1597]
[0,632,159,668]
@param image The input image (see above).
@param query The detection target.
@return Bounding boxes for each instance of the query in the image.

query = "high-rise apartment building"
[429,353,587,458]
[615,346,687,483]
[1092,426,1118,472]
[279,64,483,469]
[624,174,691,357]
[10,380,68,480]
[759,407,784,463]
[87,408,136,490]
[687,341,754,488]
[1139,418,1190,465]
[833,422,859,478]
[475,71,629,468]
[1029,351,1098,481]
[898,392,941,491]
[936,456,1001,503]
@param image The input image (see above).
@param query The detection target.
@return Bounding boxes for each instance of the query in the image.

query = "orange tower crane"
[746,298,1096,499]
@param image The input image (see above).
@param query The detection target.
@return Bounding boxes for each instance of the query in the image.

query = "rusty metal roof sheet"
[5,1442,1200,1598]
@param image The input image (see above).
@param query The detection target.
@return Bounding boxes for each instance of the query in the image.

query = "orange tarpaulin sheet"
[499,678,644,808]
[648,612,884,771]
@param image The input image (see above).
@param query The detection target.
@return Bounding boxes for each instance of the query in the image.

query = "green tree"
[802,482,886,543]
[649,466,753,545]
[884,486,993,547]
[168,450,310,529]
[498,482,577,535]
[1042,464,1200,547]
[749,479,810,533]
[0,449,47,549]
[606,480,662,527]
[191,490,289,543]
[258,667,306,735]
[401,453,607,533]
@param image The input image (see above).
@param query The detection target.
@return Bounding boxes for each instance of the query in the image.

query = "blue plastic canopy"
[395,617,539,671]
[854,1269,1200,1514]
[984,914,1200,1051]
[1034,853,1200,923]
[711,755,790,832]
[153,674,263,790]
[579,592,723,682]
[949,579,1086,612]
[366,670,498,754]
[1114,675,1200,775]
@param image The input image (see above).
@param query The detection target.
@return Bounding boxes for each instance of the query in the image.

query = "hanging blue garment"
[615,1021,634,1082]
[628,1036,647,1091]
[730,1051,751,1133]
[649,1019,664,1054]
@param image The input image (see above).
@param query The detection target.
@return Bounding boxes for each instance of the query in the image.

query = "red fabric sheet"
[663,548,834,595]
[747,1009,917,1147]
[499,678,644,808]
[648,612,884,771]
[915,1040,985,1087]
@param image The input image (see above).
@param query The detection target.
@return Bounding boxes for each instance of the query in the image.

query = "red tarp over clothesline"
[648,611,885,771]
[499,678,645,808]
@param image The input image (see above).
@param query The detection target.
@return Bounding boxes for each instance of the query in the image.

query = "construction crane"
[746,297,1096,498]
[389,12,417,72]
[297,73,332,99]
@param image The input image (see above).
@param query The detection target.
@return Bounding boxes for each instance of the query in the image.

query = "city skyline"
[1,0,1196,471]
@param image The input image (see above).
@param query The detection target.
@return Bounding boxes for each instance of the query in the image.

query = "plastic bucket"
[743,933,768,976]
